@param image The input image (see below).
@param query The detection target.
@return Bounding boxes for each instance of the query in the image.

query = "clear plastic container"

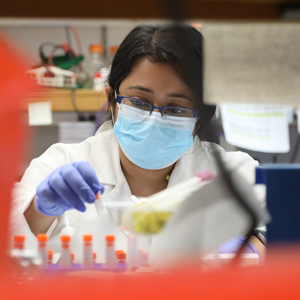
[108,45,119,66]
[87,44,105,89]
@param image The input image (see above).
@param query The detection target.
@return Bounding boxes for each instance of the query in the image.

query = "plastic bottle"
[83,234,93,268]
[105,235,116,270]
[128,235,140,270]
[37,234,48,267]
[88,44,105,90]
[60,235,71,269]
[108,45,119,66]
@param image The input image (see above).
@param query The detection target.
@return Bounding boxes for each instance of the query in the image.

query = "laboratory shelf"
[25,88,107,112]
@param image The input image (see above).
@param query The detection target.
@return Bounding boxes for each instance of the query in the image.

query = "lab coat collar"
[168,137,219,187]
[89,121,220,189]
[88,121,121,186]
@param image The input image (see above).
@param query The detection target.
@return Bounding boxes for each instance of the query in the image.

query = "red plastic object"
[0,35,31,272]
[1,32,300,300]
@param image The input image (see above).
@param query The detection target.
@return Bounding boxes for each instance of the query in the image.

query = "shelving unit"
[25,89,107,112]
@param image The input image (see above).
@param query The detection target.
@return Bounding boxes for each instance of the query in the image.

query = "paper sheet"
[220,103,290,153]
[28,101,53,126]
[203,22,300,105]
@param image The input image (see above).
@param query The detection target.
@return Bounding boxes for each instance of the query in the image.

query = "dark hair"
[108,24,218,142]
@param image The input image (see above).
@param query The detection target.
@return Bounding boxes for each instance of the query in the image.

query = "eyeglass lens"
[122,98,194,118]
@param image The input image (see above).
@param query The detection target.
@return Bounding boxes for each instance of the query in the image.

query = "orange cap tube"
[61,235,71,242]
[83,235,93,242]
[117,252,126,260]
[105,235,115,242]
[14,235,25,243]
[89,44,104,53]
[37,234,48,242]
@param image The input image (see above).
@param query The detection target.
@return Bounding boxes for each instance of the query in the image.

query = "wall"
[2,18,300,178]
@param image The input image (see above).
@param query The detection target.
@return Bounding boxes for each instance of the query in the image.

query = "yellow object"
[133,211,171,234]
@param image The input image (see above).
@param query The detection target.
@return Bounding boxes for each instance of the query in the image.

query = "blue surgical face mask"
[113,104,197,170]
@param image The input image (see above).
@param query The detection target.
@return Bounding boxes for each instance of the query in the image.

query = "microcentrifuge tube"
[116,250,123,258]
[37,234,48,267]
[60,235,71,269]
[128,235,140,269]
[139,250,149,266]
[93,252,97,264]
[105,235,116,269]
[48,250,53,264]
[117,252,126,264]
[83,235,93,268]
[14,235,25,250]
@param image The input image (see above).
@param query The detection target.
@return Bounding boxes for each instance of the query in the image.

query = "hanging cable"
[65,26,72,48]
[93,101,108,135]
[214,151,259,267]
[70,89,86,121]
[290,134,300,163]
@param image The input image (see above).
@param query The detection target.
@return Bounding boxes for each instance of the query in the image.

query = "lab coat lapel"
[88,126,120,187]
[168,138,219,187]
[88,123,132,203]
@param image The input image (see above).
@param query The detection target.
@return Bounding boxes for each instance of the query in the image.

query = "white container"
[37,234,48,268]
[87,44,105,89]
[127,235,140,270]
[83,235,94,268]
[60,235,71,269]
[105,235,116,269]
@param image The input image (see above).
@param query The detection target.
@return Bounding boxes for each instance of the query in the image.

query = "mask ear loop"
[111,106,115,125]
[111,90,119,125]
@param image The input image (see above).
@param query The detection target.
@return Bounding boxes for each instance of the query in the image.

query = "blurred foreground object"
[203,22,300,105]
[122,169,269,270]
[0,30,299,300]
[28,26,86,88]
[122,172,214,234]
[26,66,77,88]
[0,35,32,270]
[257,165,300,245]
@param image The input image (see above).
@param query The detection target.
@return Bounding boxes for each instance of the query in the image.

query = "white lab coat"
[10,121,264,263]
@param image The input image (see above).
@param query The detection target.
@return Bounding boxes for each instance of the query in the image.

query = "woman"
[11,24,265,263]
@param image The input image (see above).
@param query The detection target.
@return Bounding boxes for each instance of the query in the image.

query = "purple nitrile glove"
[219,235,261,262]
[36,161,105,217]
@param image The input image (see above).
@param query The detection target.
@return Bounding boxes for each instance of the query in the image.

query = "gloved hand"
[219,235,260,255]
[36,161,105,216]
